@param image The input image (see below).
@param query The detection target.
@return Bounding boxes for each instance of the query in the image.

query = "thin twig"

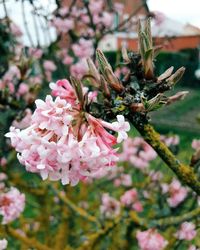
[51,186,100,226]
[21,0,34,47]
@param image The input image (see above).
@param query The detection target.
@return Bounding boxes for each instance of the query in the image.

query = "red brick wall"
[117,35,200,52]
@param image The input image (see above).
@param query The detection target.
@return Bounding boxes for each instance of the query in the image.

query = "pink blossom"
[175,222,197,241]
[136,229,168,250]
[111,115,130,143]
[192,139,200,150]
[50,79,77,105]
[89,0,104,14]
[58,7,69,17]
[0,187,25,224]
[70,60,88,79]
[52,17,74,33]
[0,239,7,250]
[100,193,120,218]
[81,14,90,24]
[43,60,57,72]
[114,173,132,187]
[160,135,179,147]
[72,39,94,59]
[6,80,130,185]
[101,12,113,27]
[101,115,130,143]
[3,66,21,82]
[120,189,143,212]
[120,137,157,169]
[162,179,188,207]
[29,48,43,59]
[63,55,74,65]
[18,83,29,96]
[149,170,163,182]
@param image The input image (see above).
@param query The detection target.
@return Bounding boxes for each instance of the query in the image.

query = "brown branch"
[52,187,100,226]
[6,227,53,250]
[102,1,146,37]
[154,207,200,227]
[133,121,200,195]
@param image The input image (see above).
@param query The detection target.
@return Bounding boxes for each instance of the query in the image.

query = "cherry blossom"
[0,187,25,224]
[175,222,197,241]
[119,137,157,169]
[120,189,143,212]
[100,193,120,218]
[136,229,168,250]
[162,179,188,207]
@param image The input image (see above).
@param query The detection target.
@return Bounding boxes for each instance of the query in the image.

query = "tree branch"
[132,121,200,195]
[52,187,100,226]
[6,227,52,250]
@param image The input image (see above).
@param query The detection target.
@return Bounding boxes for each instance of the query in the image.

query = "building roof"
[152,12,200,37]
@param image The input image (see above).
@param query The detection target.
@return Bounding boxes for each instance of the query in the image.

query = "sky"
[148,0,200,28]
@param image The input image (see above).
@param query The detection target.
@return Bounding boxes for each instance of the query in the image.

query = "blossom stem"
[153,207,200,227]
[133,122,200,195]
[6,227,52,250]
[53,188,100,226]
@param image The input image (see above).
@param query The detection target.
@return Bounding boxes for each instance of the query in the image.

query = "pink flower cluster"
[72,39,94,59]
[70,60,88,80]
[114,173,132,187]
[120,189,143,212]
[100,193,120,218]
[120,137,157,169]
[162,179,188,207]
[136,229,168,250]
[6,79,130,185]
[52,17,74,33]
[0,65,20,94]
[0,187,25,224]
[175,222,197,241]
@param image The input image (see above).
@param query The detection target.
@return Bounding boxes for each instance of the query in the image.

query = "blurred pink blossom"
[192,139,200,150]
[17,83,29,96]
[120,137,157,169]
[100,193,120,218]
[162,179,188,207]
[0,187,25,224]
[175,222,197,241]
[136,229,168,250]
[72,39,94,58]
[120,189,143,212]
[52,17,74,33]
[70,60,88,79]
[43,60,57,72]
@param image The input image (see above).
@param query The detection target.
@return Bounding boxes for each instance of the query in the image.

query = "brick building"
[61,1,200,52]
